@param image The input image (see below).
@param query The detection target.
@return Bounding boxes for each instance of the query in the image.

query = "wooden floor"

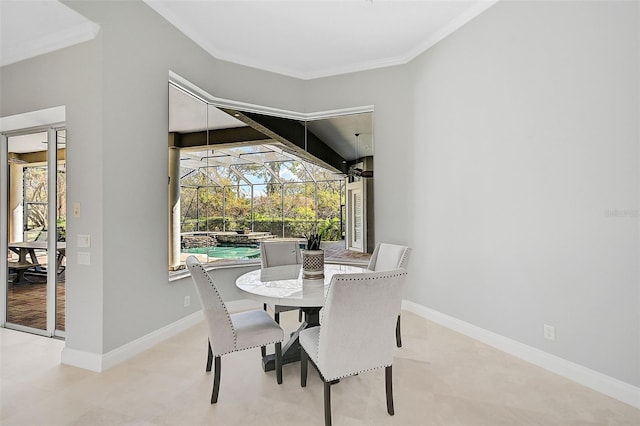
[6,275,65,331]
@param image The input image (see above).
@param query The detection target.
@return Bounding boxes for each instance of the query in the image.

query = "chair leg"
[385,365,394,415]
[275,342,283,384]
[211,356,221,404]
[300,347,308,387]
[206,339,213,372]
[298,308,302,322]
[261,345,266,358]
[324,381,332,426]
[395,315,402,348]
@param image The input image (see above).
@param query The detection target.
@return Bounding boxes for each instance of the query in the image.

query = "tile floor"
[1,310,638,425]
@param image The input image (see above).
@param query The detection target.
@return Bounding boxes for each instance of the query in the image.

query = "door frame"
[1,107,66,337]
[345,179,366,252]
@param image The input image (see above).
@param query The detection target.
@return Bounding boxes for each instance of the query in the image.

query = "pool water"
[184,245,261,260]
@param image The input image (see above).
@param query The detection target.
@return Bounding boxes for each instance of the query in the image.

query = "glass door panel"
[6,131,48,331]
[4,128,65,335]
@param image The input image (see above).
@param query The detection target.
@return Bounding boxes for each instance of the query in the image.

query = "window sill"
[169,259,262,282]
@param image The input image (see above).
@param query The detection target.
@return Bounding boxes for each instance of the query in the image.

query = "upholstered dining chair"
[260,240,303,323]
[186,255,284,403]
[367,242,411,347]
[299,268,408,426]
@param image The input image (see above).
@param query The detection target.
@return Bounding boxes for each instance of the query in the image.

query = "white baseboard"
[60,347,103,372]
[61,310,204,372]
[60,299,262,373]
[402,300,640,409]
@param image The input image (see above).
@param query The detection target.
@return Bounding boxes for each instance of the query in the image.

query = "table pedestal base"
[262,306,320,372]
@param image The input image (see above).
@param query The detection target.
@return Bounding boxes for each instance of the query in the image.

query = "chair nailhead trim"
[215,339,284,357]
[196,263,284,357]
[316,269,407,369]
[196,264,237,348]
[324,363,394,382]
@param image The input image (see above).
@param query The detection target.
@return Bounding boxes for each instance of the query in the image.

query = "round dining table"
[236,263,368,371]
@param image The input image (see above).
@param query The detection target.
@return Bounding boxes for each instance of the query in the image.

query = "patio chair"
[260,240,303,323]
[367,242,411,347]
[186,255,284,403]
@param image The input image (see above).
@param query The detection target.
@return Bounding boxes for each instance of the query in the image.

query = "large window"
[168,80,373,269]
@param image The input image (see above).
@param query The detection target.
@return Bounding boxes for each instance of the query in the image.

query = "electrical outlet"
[184,295,190,307]
[77,252,90,265]
[543,324,555,341]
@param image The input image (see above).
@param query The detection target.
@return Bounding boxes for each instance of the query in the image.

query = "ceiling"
[144,0,497,79]
[169,83,373,161]
[1,0,495,171]
[1,0,497,79]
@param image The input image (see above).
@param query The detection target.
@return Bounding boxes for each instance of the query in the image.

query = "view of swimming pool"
[183,245,261,260]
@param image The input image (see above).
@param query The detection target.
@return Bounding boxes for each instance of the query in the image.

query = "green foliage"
[304,231,322,250]
[318,218,341,241]
[180,177,346,241]
[57,218,66,241]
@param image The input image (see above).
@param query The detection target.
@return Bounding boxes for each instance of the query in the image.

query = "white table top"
[236,264,368,307]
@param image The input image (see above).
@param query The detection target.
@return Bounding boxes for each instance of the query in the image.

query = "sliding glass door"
[2,128,66,337]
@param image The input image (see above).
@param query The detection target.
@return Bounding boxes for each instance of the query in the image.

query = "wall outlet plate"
[77,252,90,265]
[544,324,556,341]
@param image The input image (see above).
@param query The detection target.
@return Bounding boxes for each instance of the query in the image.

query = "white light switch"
[77,252,91,265]
[77,234,91,248]
[73,202,81,218]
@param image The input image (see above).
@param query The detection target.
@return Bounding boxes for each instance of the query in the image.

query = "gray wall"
[0,36,106,354]
[69,0,306,352]
[302,65,414,249]
[406,0,639,386]
[1,0,637,388]
[1,0,305,354]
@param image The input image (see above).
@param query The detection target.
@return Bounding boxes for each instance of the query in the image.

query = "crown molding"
[1,21,99,67]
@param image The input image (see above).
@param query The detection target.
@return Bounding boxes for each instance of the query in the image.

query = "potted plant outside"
[302,231,324,279]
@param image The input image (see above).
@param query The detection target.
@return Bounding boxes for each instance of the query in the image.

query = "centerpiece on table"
[302,231,324,279]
